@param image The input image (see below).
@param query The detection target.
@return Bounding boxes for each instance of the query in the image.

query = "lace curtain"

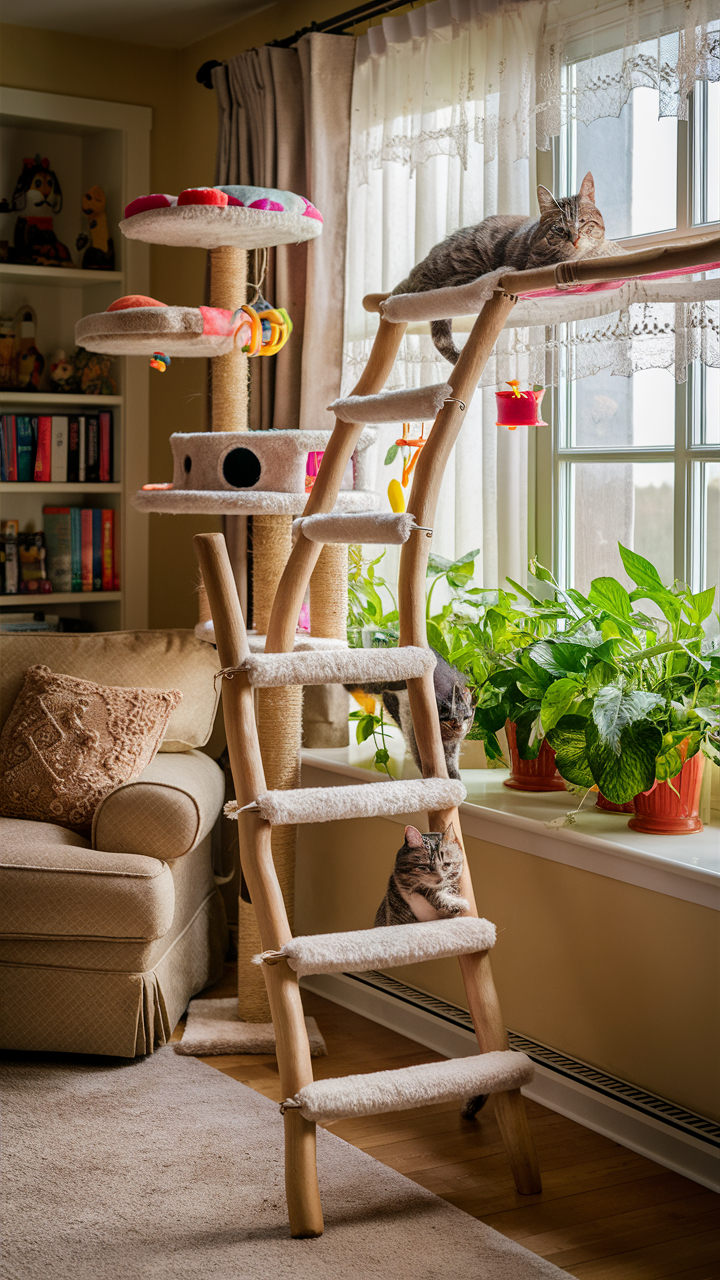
[536,0,720,147]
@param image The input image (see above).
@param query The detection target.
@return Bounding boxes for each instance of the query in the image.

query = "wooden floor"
[173,967,720,1279]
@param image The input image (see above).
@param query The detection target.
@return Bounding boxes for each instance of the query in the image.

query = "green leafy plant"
[348,704,393,776]
[347,546,399,646]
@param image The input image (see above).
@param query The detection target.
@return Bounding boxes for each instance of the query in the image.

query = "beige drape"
[213,33,355,432]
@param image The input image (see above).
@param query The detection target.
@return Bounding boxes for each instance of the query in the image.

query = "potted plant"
[543,545,719,830]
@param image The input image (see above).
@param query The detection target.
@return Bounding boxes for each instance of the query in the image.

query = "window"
[539,58,720,598]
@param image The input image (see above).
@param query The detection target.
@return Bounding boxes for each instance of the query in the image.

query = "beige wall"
[296,812,720,1120]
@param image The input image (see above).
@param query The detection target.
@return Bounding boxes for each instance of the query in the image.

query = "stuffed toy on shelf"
[14,306,44,391]
[76,185,115,271]
[6,155,74,268]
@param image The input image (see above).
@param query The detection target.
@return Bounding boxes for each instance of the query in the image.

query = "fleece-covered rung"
[255,917,496,976]
[329,383,453,424]
[281,1051,534,1122]
[378,268,508,323]
[235,645,436,688]
[224,777,465,826]
[294,512,421,545]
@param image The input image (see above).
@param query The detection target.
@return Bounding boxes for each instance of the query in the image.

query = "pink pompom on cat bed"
[120,184,323,249]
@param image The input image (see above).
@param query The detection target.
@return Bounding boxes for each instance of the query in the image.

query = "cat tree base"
[174,998,327,1057]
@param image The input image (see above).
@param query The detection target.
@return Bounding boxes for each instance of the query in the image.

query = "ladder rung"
[377,269,505,323]
[194,621,350,649]
[238,645,436,688]
[294,511,421,545]
[329,382,453,424]
[225,777,466,826]
[281,1051,534,1122]
[255,917,496,976]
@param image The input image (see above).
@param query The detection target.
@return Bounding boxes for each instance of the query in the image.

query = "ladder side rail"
[395,291,542,1196]
[265,317,408,654]
[194,532,324,1237]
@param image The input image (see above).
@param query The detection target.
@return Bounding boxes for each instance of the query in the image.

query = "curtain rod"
[196,0,414,85]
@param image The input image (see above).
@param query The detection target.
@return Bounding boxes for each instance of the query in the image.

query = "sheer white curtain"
[342,0,718,593]
[344,0,547,590]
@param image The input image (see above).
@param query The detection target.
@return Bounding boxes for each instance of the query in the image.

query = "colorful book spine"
[80,508,93,591]
[0,417,7,482]
[101,509,114,590]
[4,415,18,481]
[16,416,35,482]
[70,507,82,591]
[78,415,86,483]
[85,415,99,483]
[67,416,80,483]
[99,411,113,483]
[42,506,73,593]
[51,416,68,483]
[112,506,120,590]
[34,417,52,481]
[91,508,103,591]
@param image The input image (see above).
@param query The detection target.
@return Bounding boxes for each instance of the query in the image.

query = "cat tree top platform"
[120,185,323,250]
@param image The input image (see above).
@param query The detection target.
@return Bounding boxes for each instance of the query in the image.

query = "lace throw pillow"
[0,665,182,833]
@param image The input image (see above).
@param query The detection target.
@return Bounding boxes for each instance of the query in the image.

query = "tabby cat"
[348,649,475,780]
[374,824,468,927]
[391,172,605,363]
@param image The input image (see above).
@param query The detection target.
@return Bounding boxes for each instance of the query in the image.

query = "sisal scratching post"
[306,543,350,748]
[210,244,249,622]
[210,245,248,431]
[309,543,349,638]
[252,514,293,634]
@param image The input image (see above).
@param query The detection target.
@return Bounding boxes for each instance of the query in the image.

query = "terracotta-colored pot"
[595,792,634,814]
[504,720,566,792]
[628,751,705,834]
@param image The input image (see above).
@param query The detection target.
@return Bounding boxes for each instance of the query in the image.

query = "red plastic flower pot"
[595,792,635,814]
[628,751,705,834]
[503,720,566,792]
[495,385,548,429]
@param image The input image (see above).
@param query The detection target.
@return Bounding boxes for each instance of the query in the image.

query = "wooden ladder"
[195,286,541,1238]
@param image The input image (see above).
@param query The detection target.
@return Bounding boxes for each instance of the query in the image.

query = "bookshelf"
[0,87,151,632]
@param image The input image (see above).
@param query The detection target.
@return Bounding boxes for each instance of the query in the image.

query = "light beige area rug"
[0,1047,572,1280]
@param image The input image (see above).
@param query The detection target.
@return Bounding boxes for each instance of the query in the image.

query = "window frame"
[533,80,720,594]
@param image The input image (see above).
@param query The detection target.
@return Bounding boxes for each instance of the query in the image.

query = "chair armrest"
[92,749,225,860]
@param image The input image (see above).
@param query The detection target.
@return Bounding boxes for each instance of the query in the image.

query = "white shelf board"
[0,591,122,605]
[1,482,121,494]
[0,264,123,288]
[0,393,123,406]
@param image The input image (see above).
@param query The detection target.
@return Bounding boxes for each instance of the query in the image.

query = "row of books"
[0,412,116,483]
[0,507,120,595]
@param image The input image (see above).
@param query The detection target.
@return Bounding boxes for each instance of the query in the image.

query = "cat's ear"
[442,823,459,845]
[537,185,557,216]
[579,171,595,202]
[404,825,424,848]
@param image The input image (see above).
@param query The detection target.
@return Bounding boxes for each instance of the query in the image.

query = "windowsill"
[300,726,720,911]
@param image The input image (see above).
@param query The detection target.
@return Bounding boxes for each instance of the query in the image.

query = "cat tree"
[194,230,719,1237]
[78,183,378,1032]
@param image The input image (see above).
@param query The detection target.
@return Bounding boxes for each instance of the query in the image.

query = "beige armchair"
[0,630,228,1057]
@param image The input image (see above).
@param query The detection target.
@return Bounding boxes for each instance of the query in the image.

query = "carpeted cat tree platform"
[77,184,379,1040]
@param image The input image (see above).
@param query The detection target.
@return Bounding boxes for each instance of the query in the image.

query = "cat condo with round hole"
[120,184,323,250]
[133,428,380,517]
